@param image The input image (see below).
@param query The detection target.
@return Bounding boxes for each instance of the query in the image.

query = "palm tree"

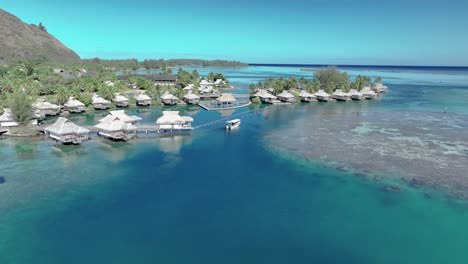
[55,86,69,105]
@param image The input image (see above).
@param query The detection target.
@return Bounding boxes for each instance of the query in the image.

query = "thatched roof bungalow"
[45,117,90,144]
[160,92,179,105]
[373,82,388,93]
[134,93,152,106]
[156,111,193,133]
[216,93,237,106]
[92,94,111,110]
[0,108,18,127]
[298,91,316,102]
[348,89,363,100]
[314,90,331,102]
[332,89,350,101]
[361,87,377,99]
[64,97,86,113]
[113,93,129,107]
[33,98,61,117]
[99,110,142,124]
[259,91,277,104]
[183,92,200,105]
[277,91,296,103]
[95,119,137,141]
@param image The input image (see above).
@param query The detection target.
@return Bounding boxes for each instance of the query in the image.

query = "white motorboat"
[225,119,241,130]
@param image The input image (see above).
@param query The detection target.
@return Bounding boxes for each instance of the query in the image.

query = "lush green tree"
[313,67,349,93]
[7,92,33,125]
[55,86,70,105]
[78,92,93,106]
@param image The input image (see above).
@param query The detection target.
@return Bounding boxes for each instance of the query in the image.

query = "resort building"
[348,89,363,100]
[361,87,377,99]
[94,119,138,141]
[32,98,61,117]
[259,91,278,104]
[64,97,86,113]
[160,92,179,105]
[153,75,177,86]
[314,90,331,102]
[373,82,388,93]
[216,93,237,107]
[214,79,226,87]
[99,110,142,124]
[298,90,316,102]
[332,89,350,101]
[92,94,111,110]
[156,111,193,133]
[200,79,214,86]
[0,108,18,127]
[183,92,201,105]
[277,91,296,103]
[183,84,194,91]
[44,117,90,145]
[199,85,214,94]
[134,92,152,106]
[113,93,130,107]
[0,108,38,127]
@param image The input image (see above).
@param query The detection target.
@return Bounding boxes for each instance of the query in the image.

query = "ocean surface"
[1,65,468,263]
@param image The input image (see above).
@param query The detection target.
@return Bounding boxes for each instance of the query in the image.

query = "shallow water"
[1,65,468,263]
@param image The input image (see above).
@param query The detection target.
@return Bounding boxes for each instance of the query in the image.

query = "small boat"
[225,119,241,130]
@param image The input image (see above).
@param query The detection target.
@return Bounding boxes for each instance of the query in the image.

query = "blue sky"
[2,0,468,65]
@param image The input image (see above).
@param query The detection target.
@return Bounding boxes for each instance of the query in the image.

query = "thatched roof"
[299,90,315,98]
[333,89,347,96]
[99,110,142,123]
[160,92,179,100]
[216,93,236,103]
[134,93,151,101]
[156,111,193,125]
[95,119,137,132]
[183,92,200,100]
[277,91,295,99]
[348,89,362,96]
[361,87,377,95]
[45,117,89,135]
[314,90,330,97]
[200,79,213,86]
[113,93,129,102]
[259,91,277,99]
[33,98,60,110]
[64,97,85,107]
[0,108,13,122]
[92,94,110,104]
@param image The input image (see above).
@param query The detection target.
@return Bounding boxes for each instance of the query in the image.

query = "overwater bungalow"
[134,92,152,106]
[277,91,296,103]
[183,92,200,105]
[199,85,214,94]
[183,84,194,91]
[64,97,86,113]
[33,98,61,117]
[94,119,138,141]
[215,93,237,107]
[113,93,130,107]
[99,110,142,124]
[0,108,18,127]
[298,90,316,102]
[200,79,214,86]
[92,94,111,110]
[373,82,388,93]
[153,75,177,86]
[348,89,363,100]
[314,90,331,102]
[0,108,38,127]
[160,92,179,105]
[332,89,350,101]
[44,117,90,145]
[156,111,193,133]
[259,91,278,104]
[361,87,377,100]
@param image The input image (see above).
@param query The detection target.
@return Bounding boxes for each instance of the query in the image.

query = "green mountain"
[0,9,80,64]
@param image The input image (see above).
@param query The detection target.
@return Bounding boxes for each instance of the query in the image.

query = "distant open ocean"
[1,65,468,264]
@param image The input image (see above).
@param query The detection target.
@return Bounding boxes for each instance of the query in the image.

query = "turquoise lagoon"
[1,65,468,263]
